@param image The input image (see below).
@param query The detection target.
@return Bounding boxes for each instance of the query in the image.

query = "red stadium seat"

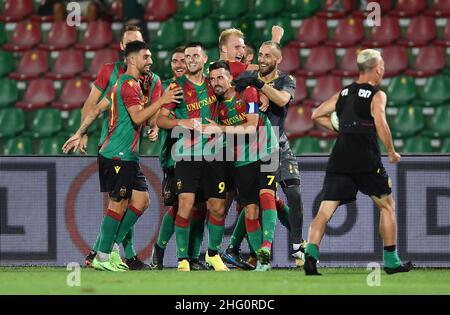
[0,0,33,22]
[81,49,120,80]
[380,46,408,78]
[16,78,55,110]
[353,0,393,17]
[45,50,84,80]
[51,78,90,110]
[111,0,123,21]
[332,46,360,77]
[294,75,307,103]
[75,21,113,51]
[285,104,314,137]
[361,16,400,47]
[2,20,41,52]
[397,16,437,47]
[326,17,364,48]
[304,76,342,107]
[317,0,356,19]
[278,46,300,74]
[390,0,427,17]
[405,46,446,77]
[38,21,77,51]
[145,0,177,21]
[289,17,328,48]
[296,47,336,77]
[9,50,48,80]
[434,19,450,46]
[425,0,450,17]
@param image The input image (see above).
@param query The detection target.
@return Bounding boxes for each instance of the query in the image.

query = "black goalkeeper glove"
[232,76,265,92]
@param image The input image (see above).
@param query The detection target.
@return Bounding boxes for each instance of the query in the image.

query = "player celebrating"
[63,41,182,271]
[303,49,413,275]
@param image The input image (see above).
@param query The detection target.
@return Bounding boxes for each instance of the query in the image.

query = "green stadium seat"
[175,0,212,21]
[235,19,259,45]
[85,134,100,155]
[0,50,14,77]
[37,136,67,155]
[440,138,450,153]
[64,109,98,136]
[141,138,162,156]
[0,23,6,45]
[402,136,433,153]
[211,0,248,20]
[153,19,185,50]
[25,108,62,138]
[191,18,219,48]
[0,108,25,137]
[386,76,417,107]
[261,17,294,47]
[289,136,322,155]
[206,47,220,63]
[247,0,283,19]
[2,136,32,155]
[422,106,450,137]
[391,105,424,138]
[414,75,450,107]
[0,78,18,107]
[283,0,322,19]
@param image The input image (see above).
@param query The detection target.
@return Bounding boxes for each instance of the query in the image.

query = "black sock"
[283,184,304,245]
[208,249,218,256]
[384,245,396,252]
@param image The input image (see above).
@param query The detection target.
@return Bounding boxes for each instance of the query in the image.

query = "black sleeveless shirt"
[327,82,383,173]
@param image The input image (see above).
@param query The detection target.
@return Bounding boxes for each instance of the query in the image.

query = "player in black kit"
[303,49,413,276]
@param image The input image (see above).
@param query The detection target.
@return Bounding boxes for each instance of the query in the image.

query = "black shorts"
[162,167,176,207]
[233,162,260,207]
[322,167,392,205]
[259,160,278,192]
[175,159,227,200]
[98,155,148,202]
[225,161,235,192]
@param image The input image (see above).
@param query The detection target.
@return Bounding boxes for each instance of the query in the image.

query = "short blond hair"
[219,28,244,49]
[357,49,382,73]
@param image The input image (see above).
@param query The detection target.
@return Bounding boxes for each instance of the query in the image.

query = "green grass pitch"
[1,267,449,295]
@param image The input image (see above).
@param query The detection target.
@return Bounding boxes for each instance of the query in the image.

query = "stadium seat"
[211,0,248,20]
[422,106,450,137]
[0,23,6,45]
[278,46,300,74]
[317,0,357,19]
[304,76,342,107]
[247,0,283,19]
[326,17,364,48]
[111,0,123,21]
[402,136,433,153]
[440,138,450,153]
[405,46,446,78]
[389,0,427,17]
[2,136,32,155]
[290,17,328,49]
[380,46,408,78]
[425,0,450,17]
[0,49,13,76]
[289,136,322,154]
[296,47,336,77]
[45,50,84,80]
[145,0,177,21]
[391,105,424,138]
[153,19,185,50]
[175,0,212,21]
[353,0,393,17]
[0,0,33,22]
[64,109,98,136]
[397,16,437,47]
[261,17,294,47]
[37,136,66,155]
[284,104,314,137]
[51,78,90,110]
[236,18,259,45]
[0,108,25,137]
[206,47,220,63]
[283,0,322,19]
[82,49,120,80]
[434,19,450,46]
[294,75,307,103]
[190,18,219,48]
[415,75,450,107]
[86,134,100,155]
[75,21,113,51]
[361,16,400,48]
[141,138,161,156]
[0,78,18,107]
[38,21,77,51]
[25,108,62,138]
[386,76,417,107]
[9,50,48,80]
[332,46,360,77]
[16,78,55,110]
[2,20,41,52]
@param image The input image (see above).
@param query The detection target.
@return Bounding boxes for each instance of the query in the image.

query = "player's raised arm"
[311,92,339,132]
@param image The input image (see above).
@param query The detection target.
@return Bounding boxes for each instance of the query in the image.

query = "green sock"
[114,207,141,244]
[92,228,102,252]
[175,215,190,259]
[230,209,246,248]
[305,243,319,261]
[98,210,122,253]
[383,249,402,268]
[122,227,136,259]
[208,216,225,253]
[157,208,176,249]
[261,209,277,249]
[245,217,262,251]
[276,199,291,231]
[188,214,205,260]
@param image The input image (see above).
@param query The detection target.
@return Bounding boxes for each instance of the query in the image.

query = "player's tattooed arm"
[311,92,339,132]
